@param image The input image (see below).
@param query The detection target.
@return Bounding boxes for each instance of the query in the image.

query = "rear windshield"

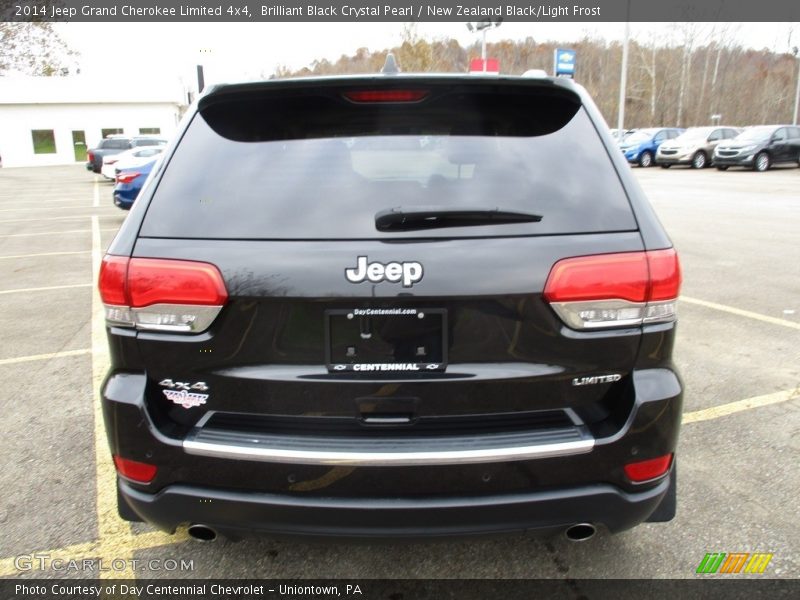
[141,85,636,239]
[101,139,130,150]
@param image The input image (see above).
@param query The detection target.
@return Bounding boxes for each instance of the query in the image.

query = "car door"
[652,130,667,151]
[769,128,789,163]
[706,129,724,154]
[789,127,800,162]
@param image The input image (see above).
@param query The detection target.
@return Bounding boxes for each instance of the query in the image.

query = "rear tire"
[716,165,729,171]
[691,151,707,169]
[646,464,677,522]
[639,151,653,168]
[754,152,770,172]
[660,164,671,169]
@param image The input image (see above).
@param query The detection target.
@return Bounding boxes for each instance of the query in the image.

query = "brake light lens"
[116,171,140,184]
[99,256,228,333]
[624,453,673,483]
[113,455,158,484]
[343,90,428,103]
[544,249,681,330]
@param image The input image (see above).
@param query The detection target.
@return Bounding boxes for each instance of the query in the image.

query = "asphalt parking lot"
[0,164,798,581]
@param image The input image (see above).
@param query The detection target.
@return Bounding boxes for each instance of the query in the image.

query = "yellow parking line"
[683,388,799,424]
[0,250,91,260]
[0,385,796,577]
[0,349,91,367]
[91,216,137,579]
[681,296,800,331]
[0,540,104,578]
[0,283,92,295]
[0,531,190,579]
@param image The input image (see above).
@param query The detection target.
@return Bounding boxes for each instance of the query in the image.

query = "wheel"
[754,152,770,172]
[691,151,707,169]
[660,164,671,169]
[646,463,677,522]
[638,151,653,168]
[716,165,728,171]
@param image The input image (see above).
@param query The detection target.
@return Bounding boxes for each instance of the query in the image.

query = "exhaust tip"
[187,524,217,542]
[564,523,596,542]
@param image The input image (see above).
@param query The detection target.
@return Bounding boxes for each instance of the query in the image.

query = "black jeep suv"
[99,70,683,541]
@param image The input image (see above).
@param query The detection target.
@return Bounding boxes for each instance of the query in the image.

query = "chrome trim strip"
[183,437,595,466]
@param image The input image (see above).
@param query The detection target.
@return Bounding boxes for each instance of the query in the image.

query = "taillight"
[113,455,157,484]
[99,256,228,333]
[343,90,428,103]
[544,249,681,330]
[624,453,673,483]
[87,151,94,161]
[115,171,140,184]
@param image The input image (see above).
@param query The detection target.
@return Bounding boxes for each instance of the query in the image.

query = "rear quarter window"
[141,84,637,240]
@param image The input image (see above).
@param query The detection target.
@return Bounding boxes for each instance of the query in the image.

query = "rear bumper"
[119,475,670,539]
[113,191,134,210]
[103,366,682,539]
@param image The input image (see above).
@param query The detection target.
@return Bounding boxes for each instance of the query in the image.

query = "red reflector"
[647,248,682,301]
[127,258,228,308]
[99,255,130,305]
[624,454,673,482]
[544,252,649,303]
[116,171,140,184]
[113,455,157,483]
[344,89,428,103]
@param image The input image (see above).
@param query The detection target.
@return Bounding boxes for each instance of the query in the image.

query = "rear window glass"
[101,139,130,150]
[132,138,165,147]
[141,86,636,239]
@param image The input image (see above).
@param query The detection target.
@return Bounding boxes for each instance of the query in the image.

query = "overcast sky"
[56,21,798,87]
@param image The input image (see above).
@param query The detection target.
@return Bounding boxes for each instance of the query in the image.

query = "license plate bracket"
[325,308,447,373]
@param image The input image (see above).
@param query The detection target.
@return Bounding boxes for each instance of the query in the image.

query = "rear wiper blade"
[375,206,542,232]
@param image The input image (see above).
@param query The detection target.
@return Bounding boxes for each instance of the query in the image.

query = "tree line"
[275,26,799,129]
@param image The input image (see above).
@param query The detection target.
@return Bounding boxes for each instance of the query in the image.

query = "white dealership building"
[0,76,186,168]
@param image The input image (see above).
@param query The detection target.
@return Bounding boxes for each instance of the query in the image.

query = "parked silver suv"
[656,126,740,169]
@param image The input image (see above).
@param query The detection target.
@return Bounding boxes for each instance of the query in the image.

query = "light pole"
[466,19,502,72]
[197,48,212,94]
[617,0,631,134]
[793,46,799,126]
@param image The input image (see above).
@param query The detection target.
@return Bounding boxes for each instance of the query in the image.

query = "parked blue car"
[619,127,684,167]
[113,158,157,210]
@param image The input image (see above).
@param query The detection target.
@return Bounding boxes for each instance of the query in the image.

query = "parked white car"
[101,145,165,180]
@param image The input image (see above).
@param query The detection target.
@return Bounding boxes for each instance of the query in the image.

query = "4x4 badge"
[163,389,208,409]
[345,256,423,288]
[159,379,210,409]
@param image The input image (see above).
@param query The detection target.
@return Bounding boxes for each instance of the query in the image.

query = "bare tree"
[274,27,798,127]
